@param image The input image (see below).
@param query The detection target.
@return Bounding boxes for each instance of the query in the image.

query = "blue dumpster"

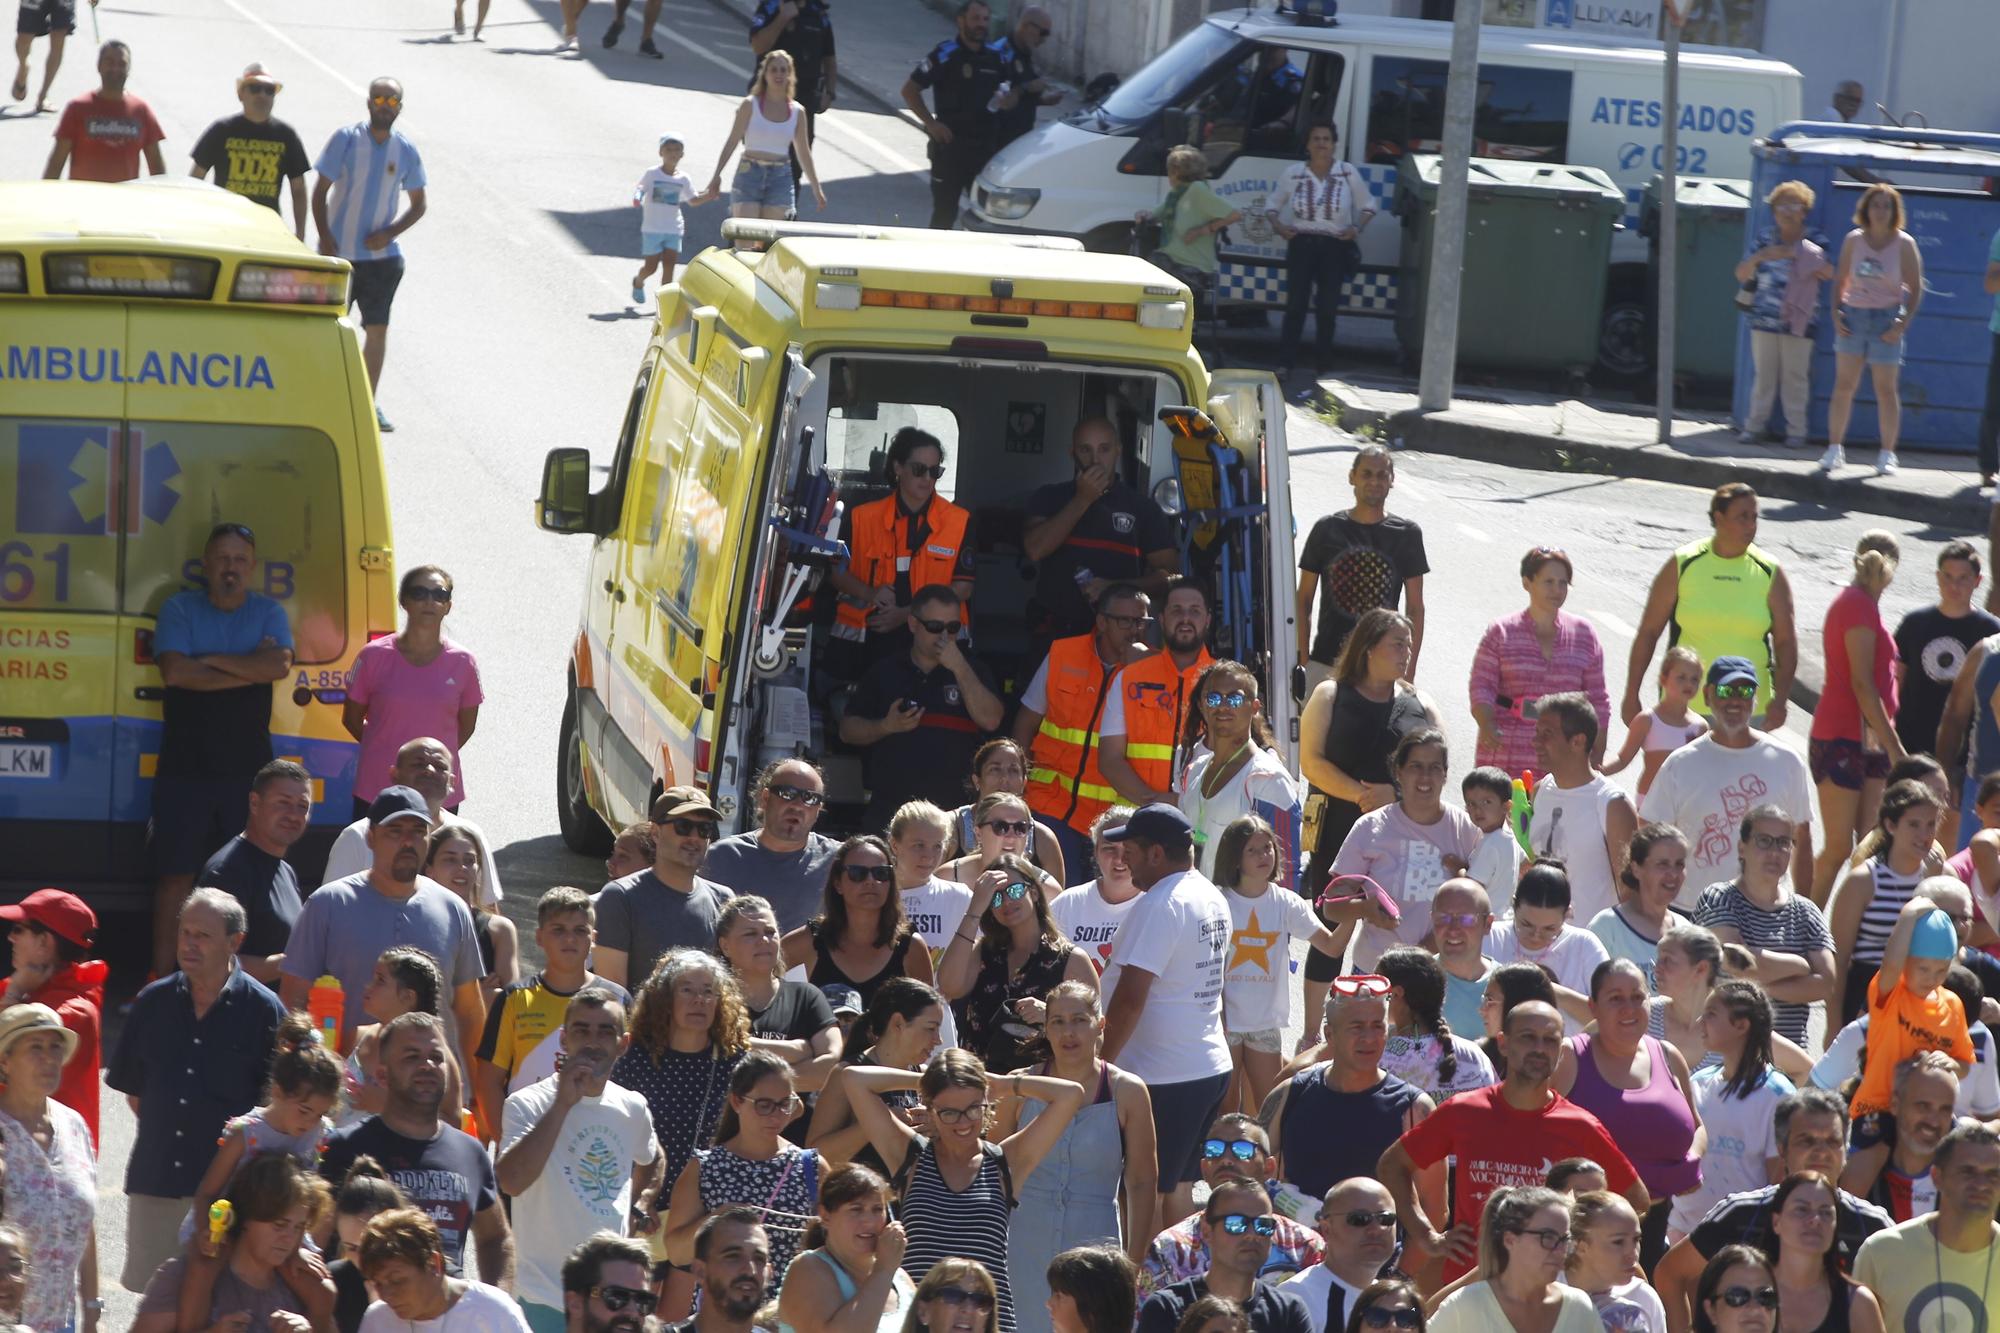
[1738,124,2000,454]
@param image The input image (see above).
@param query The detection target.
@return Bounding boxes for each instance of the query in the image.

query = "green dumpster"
[1394,155,1625,376]
[1641,176,1752,383]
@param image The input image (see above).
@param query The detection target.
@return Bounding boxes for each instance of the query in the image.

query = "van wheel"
[557,690,614,856]
[1597,284,1651,382]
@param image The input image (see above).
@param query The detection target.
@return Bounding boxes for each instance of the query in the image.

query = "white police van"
[966,5,1800,375]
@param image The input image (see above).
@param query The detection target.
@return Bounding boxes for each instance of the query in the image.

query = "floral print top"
[0,1100,96,1331]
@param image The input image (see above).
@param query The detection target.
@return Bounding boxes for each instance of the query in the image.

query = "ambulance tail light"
[694,735,714,777]
[0,253,24,294]
[231,263,350,306]
[856,287,1153,322]
[45,253,219,299]
[133,628,155,665]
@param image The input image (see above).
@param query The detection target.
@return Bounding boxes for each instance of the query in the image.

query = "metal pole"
[1655,15,1680,444]
[1416,0,1481,413]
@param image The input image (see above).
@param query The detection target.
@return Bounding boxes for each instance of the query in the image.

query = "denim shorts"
[640,231,683,258]
[733,157,795,211]
[1835,304,1906,366]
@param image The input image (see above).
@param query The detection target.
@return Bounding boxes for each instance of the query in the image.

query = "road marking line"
[215,0,364,95]
[1588,609,1636,639]
[1455,522,1490,543]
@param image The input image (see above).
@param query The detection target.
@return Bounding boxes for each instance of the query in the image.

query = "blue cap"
[1910,908,1959,960]
[1707,656,1759,689]
[1100,802,1193,851]
[366,785,433,828]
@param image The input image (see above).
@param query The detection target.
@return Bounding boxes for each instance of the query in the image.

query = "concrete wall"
[1763,0,1999,136]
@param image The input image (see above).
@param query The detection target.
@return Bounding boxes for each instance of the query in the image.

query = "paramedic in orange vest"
[1098,577,1215,807]
[1013,582,1151,883]
[829,426,976,668]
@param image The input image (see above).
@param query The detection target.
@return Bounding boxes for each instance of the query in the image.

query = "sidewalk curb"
[699,0,933,130]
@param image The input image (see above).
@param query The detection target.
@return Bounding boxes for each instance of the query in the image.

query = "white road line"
[215,0,365,95]
[1455,522,1490,543]
[1588,608,1637,639]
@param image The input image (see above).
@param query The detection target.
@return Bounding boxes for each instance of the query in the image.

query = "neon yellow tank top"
[1673,536,1779,708]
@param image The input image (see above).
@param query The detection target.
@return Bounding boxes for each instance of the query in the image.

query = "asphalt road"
[4,0,1985,1317]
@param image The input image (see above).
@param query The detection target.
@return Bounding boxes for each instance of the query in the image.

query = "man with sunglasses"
[190,62,309,238]
[1643,656,1814,906]
[1278,1179,1400,1333]
[1099,577,1215,809]
[1138,1112,1325,1301]
[149,521,294,978]
[841,584,1002,831]
[829,428,976,670]
[560,1233,656,1333]
[321,737,506,910]
[1855,1121,2000,1333]
[702,759,837,932]
[660,1208,771,1333]
[992,5,1062,149]
[594,788,734,990]
[499,989,662,1333]
[1137,1178,1314,1333]
[313,76,427,432]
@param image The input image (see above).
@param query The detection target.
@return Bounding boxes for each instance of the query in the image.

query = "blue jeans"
[733,157,795,211]
[1835,304,1905,366]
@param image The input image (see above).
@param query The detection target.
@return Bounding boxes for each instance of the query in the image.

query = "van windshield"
[1080,22,1244,133]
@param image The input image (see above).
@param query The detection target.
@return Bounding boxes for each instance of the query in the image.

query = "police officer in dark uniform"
[749,0,836,188]
[993,5,1062,151]
[901,0,1009,229]
[1241,45,1304,153]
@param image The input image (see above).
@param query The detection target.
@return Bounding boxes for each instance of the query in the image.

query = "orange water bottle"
[308,975,345,1053]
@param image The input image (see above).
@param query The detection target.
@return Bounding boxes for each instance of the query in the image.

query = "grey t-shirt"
[594,871,735,985]
[700,832,839,932]
[139,1256,307,1327]
[279,873,486,1031]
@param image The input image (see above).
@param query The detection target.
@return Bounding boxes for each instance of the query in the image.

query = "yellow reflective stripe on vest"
[1029,767,1118,804]
[1124,742,1175,761]
[1037,719,1093,746]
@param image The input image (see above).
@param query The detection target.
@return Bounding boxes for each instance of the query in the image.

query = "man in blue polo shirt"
[840,584,1003,830]
[107,887,286,1291]
[1023,417,1178,650]
[312,76,427,432]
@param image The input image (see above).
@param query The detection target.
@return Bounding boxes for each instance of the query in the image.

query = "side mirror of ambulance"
[537,448,598,535]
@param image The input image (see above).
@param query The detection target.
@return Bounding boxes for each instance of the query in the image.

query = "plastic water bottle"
[308,975,345,1053]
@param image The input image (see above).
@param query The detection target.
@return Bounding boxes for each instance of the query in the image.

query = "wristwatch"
[83,1299,105,1314]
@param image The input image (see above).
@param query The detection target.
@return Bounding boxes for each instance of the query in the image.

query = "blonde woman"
[1736,180,1834,449]
[1136,145,1241,280]
[1808,531,1904,904]
[707,50,826,225]
[940,793,1063,902]
[1822,184,1924,475]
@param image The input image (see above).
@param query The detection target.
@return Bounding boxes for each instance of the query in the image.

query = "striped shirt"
[1467,609,1610,778]
[897,1138,1017,1331]
[1852,857,1920,966]
[313,123,426,261]
[1692,880,1834,1046]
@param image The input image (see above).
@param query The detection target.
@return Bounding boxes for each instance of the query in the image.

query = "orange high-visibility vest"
[1026,633,1121,835]
[1110,646,1214,795]
[833,495,972,640]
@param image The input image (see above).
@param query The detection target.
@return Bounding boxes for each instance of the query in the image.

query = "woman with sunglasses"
[715,896,844,1095]
[1468,547,1610,779]
[783,836,937,1016]
[941,793,1065,901]
[1693,1245,1780,1333]
[992,981,1157,1326]
[778,1162,915,1333]
[1762,1172,1886,1333]
[835,1049,1085,1332]
[661,1049,822,1295]
[1565,1190,1668,1333]
[342,563,482,818]
[945,740,1069,887]
[938,855,1097,1074]
[1046,1245,1138,1333]
[1181,661,1303,883]
[1346,1278,1426,1333]
[806,978,946,1176]
[1431,1186,1600,1333]
[902,1258,1001,1333]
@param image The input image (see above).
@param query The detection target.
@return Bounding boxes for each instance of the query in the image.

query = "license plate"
[0,744,52,778]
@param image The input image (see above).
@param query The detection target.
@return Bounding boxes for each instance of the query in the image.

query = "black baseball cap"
[1100,802,1193,852]
[367,785,433,828]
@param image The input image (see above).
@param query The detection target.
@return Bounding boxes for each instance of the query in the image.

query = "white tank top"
[744,97,799,156]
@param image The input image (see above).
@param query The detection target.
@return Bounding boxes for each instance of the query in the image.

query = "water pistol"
[208,1200,233,1252]
[1512,771,1535,855]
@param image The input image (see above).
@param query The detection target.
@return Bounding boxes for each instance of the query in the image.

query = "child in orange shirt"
[1846,897,1975,1180]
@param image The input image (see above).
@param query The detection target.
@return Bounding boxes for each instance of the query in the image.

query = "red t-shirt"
[1397,1084,1642,1281]
[1811,583,1898,741]
[55,91,164,182]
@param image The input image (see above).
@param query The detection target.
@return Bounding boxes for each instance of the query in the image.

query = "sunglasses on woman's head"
[983,819,1031,836]
[1719,1287,1779,1310]
[933,1288,995,1310]
[1360,1309,1421,1330]
[1202,1137,1259,1161]
[595,1285,658,1314]
[1203,689,1250,708]
[841,863,895,883]
[990,881,1030,908]
[1212,1213,1277,1236]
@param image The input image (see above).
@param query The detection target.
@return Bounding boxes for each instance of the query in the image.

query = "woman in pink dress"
[1468,546,1611,779]
[342,564,484,817]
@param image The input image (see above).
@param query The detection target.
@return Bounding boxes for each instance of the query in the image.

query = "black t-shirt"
[330,1259,369,1333]
[1298,511,1429,665]
[196,833,302,957]
[1024,478,1176,638]
[1893,605,2000,760]
[191,114,309,211]
[1687,1184,1892,1274]
[748,978,838,1042]
[848,652,999,827]
[1961,946,2000,1002]
[319,1118,499,1276]
[749,0,836,109]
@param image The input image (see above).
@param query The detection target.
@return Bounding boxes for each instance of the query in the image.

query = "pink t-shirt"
[348,635,484,805]
[1810,583,1897,742]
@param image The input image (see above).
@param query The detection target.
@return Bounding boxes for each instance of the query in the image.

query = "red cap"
[0,889,98,948]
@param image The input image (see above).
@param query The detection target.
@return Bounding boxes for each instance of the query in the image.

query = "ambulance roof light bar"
[722,218,1085,251]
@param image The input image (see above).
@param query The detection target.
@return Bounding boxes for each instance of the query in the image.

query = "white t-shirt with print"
[1641,733,1813,905]
[1101,868,1232,1084]
[1050,879,1140,971]
[900,877,974,965]
[1484,920,1610,1034]
[359,1283,531,1332]
[500,1077,660,1308]
[1221,887,1323,1034]
[1381,1030,1497,1100]
[1183,746,1304,888]
[1667,1065,1795,1234]
[1467,826,1523,916]
[633,168,695,236]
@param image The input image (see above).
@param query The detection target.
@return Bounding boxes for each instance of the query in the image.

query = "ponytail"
[1379,947,1456,1088]
[269,1011,343,1104]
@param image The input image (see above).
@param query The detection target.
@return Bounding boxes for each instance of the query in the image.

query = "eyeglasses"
[243,82,278,95]
[1360,1309,1421,1330]
[1719,1287,1779,1310]
[841,863,896,883]
[1203,689,1251,709]
[1749,832,1795,852]
[768,783,825,807]
[744,1093,803,1117]
[656,818,718,839]
[916,617,963,636]
[934,1288,996,1311]
[1099,612,1148,628]
[902,462,947,480]
[405,586,452,603]
[1515,1227,1573,1252]
[930,1102,994,1125]
[1713,682,1758,700]
[1431,910,1484,928]
[990,881,1031,908]
[595,1285,658,1314]
[1332,974,1392,997]
[1212,1213,1278,1236]
[1773,202,1806,214]
[982,819,1031,836]
[1344,1209,1398,1229]
[208,521,255,544]
[1202,1138,1260,1161]
[370,94,402,108]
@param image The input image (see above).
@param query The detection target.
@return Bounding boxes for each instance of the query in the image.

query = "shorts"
[1150,1069,1234,1186]
[641,230,683,258]
[1835,305,1906,366]
[1226,1027,1285,1054]
[149,775,251,877]
[1809,736,1892,790]
[349,254,406,327]
[732,157,795,211]
[16,0,75,37]
[123,1194,196,1291]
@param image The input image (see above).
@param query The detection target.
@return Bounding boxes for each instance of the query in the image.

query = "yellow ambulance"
[539,218,1297,845]
[0,179,393,906]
